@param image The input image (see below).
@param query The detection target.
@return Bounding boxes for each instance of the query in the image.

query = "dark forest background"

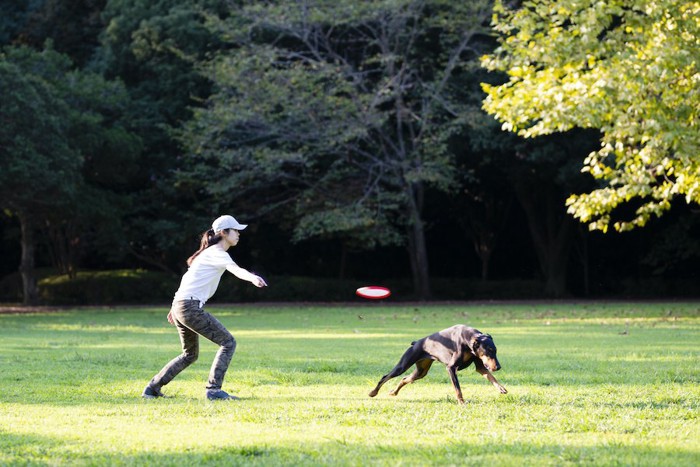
[1,0,698,305]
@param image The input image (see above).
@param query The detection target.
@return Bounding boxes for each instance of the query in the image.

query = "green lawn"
[1,302,698,466]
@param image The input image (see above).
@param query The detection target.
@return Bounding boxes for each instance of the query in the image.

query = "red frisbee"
[356,286,391,300]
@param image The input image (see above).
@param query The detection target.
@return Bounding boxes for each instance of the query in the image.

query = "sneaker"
[206,389,239,400]
[142,385,166,399]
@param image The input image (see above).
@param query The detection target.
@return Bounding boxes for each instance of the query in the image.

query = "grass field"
[1,302,698,466]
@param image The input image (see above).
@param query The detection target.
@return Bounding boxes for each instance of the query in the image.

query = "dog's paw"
[499,386,508,394]
[368,390,378,397]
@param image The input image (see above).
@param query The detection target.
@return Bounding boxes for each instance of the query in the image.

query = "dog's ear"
[470,336,480,351]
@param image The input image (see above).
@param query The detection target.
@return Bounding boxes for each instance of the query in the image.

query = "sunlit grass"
[1,302,698,465]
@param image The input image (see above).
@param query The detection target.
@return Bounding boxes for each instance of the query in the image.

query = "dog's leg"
[369,344,426,397]
[368,364,408,398]
[389,359,433,396]
[475,366,508,394]
[445,365,465,404]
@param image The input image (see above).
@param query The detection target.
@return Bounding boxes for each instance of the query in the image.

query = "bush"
[213,276,545,303]
[38,269,178,305]
[620,277,700,298]
[36,272,384,305]
[18,268,697,305]
[0,272,21,302]
[431,278,544,300]
[3,270,548,305]
[214,275,368,302]
[0,268,59,303]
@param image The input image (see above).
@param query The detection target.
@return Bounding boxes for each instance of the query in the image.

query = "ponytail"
[186,228,226,266]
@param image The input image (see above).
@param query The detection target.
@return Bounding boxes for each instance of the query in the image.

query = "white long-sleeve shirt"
[172,246,257,305]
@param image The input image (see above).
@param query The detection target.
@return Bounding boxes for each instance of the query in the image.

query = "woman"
[143,215,267,400]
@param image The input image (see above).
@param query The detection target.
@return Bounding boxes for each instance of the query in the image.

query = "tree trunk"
[474,196,512,281]
[541,228,572,297]
[457,192,513,282]
[406,183,431,300]
[338,242,347,280]
[45,220,79,278]
[479,245,492,281]
[407,221,431,300]
[574,224,591,296]
[514,183,573,298]
[18,212,39,305]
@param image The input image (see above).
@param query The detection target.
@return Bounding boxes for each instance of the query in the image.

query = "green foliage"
[0,268,57,302]
[482,0,700,232]
[4,0,107,66]
[3,268,694,305]
[98,0,224,124]
[4,45,143,190]
[2,44,144,274]
[0,58,80,212]
[0,0,41,45]
[0,303,698,465]
[181,1,495,298]
[181,0,493,244]
[0,268,543,304]
[94,0,230,271]
[38,269,178,305]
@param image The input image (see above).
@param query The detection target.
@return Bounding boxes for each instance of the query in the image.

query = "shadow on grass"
[1,430,697,466]
[0,430,66,461]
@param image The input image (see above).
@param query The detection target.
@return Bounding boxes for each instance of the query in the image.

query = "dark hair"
[186,228,230,266]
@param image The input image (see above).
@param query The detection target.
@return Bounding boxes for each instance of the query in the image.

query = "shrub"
[38,269,178,305]
[10,268,695,306]
[4,270,546,305]
[0,272,21,302]
[0,268,58,303]
[214,275,366,302]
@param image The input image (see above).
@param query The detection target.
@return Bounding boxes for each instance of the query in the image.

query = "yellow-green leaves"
[482,0,700,231]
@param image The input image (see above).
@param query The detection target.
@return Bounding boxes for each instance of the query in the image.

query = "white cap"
[212,215,247,232]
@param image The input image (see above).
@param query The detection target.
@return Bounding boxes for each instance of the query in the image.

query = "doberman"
[368,325,507,404]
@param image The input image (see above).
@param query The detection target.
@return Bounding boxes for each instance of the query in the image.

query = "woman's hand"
[167,310,175,325]
[252,275,268,288]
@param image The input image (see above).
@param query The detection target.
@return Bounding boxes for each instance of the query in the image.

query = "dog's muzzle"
[484,358,501,372]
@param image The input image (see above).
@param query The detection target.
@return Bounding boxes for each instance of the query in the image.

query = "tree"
[0,0,36,46]
[482,0,700,232]
[507,131,598,296]
[95,0,228,272]
[461,80,598,296]
[454,173,513,281]
[10,0,107,67]
[446,76,514,281]
[1,45,144,304]
[0,60,80,304]
[454,46,600,295]
[181,0,493,298]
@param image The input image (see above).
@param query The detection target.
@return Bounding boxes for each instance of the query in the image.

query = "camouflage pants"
[149,299,237,390]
